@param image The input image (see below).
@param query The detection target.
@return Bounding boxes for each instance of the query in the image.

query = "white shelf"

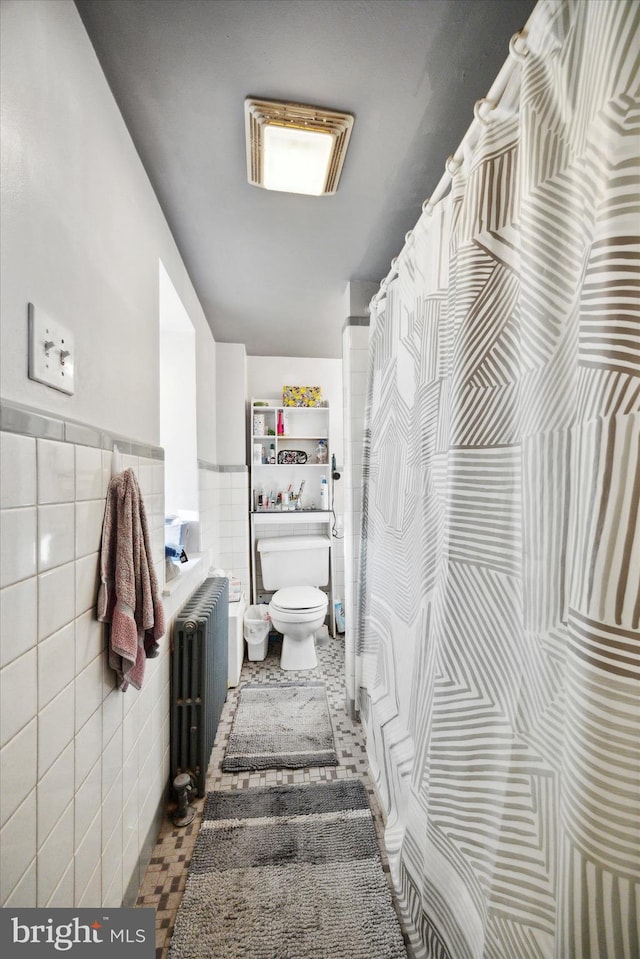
[252,435,328,441]
[252,510,331,524]
[252,404,327,412]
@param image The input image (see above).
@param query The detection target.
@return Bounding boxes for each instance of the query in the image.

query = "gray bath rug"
[167,779,408,959]
[221,681,338,771]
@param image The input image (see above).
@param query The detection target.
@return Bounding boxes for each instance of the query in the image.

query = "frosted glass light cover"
[263,125,334,196]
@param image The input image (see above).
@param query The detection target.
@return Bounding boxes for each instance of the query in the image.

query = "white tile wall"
[0,432,168,908]
[0,433,37,508]
[0,424,260,908]
[38,683,75,780]
[199,466,250,600]
[38,503,75,572]
[0,718,37,829]
[74,809,101,899]
[76,552,100,618]
[47,860,75,908]
[38,622,76,710]
[75,709,102,790]
[37,741,75,843]
[38,804,74,905]
[75,445,106,501]
[1,791,37,905]
[0,508,37,588]
[37,439,75,504]
[75,499,107,559]
[38,562,76,641]
[0,647,38,748]
[0,577,37,668]
[342,324,369,708]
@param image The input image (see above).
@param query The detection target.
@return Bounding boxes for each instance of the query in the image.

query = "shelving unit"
[249,398,335,635]
[250,401,331,509]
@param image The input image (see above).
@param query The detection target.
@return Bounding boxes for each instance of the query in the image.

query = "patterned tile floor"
[137,633,414,958]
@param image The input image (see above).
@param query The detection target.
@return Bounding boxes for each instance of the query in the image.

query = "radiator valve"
[172,772,196,827]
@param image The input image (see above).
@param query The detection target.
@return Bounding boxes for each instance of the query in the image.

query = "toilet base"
[280,632,317,671]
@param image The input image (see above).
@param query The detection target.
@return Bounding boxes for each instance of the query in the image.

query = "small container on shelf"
[320,474,329,510]
[315,439,328,464]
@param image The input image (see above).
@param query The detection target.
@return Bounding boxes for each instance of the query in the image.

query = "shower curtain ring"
[445,155,462,176]
[473,99,495,124]
[422,197,433,215]
[509,30,529,60]
[405,230,414,246]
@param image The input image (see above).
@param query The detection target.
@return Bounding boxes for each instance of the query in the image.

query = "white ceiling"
[75,0,535,358]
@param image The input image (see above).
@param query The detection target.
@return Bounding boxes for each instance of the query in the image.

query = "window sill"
[163,552,206,597]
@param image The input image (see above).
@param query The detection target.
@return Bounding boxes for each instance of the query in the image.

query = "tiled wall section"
[342,321,369,714]
[333,525,345,614]
[0,429,167,908]
[0,410,255,910]
[199,464,250,601]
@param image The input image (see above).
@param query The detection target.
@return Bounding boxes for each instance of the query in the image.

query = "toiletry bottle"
[320,475,329,510]
[269,443,276,464]
[315,439,328,464]
[277,410,284,435]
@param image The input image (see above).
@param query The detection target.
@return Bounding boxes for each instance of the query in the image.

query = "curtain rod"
[371,26,531,307]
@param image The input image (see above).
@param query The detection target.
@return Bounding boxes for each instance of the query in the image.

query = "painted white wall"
[246,356,344,466]
[0,0,216,453]
[216,343,247,466]
[160,331,198,515]
[159,262,199,517]
[0,0,219,910]
[342,280,378,319]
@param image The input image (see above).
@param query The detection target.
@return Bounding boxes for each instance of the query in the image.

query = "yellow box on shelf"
[282,385,322,407]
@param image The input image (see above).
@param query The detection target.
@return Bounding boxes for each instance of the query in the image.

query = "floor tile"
[137,635,412,957]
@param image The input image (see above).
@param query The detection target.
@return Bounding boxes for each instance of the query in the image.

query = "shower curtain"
[356,2,639,958]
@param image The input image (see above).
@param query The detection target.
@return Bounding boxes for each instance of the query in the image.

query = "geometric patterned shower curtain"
[356,2,639,957]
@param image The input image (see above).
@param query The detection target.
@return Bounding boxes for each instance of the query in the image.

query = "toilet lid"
[271,586,327,611]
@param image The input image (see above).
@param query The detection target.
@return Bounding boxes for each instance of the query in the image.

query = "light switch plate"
[28,303,75,395]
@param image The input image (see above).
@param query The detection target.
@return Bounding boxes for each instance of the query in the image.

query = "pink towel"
[97,468,165,691]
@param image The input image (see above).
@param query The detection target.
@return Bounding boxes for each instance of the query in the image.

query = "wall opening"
[159,260,198,540]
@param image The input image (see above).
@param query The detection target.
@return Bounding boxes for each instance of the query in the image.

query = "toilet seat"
[268,587,328,671]
[270,586,327,614]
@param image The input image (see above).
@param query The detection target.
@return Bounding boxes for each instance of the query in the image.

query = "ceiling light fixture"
[244,98,354,197]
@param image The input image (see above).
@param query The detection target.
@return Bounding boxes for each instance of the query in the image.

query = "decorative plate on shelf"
[277,450,307,465]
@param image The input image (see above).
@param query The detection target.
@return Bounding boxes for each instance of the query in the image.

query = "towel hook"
[111,443,123,478]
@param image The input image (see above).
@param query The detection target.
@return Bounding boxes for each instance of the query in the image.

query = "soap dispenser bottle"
[320,475,329,510]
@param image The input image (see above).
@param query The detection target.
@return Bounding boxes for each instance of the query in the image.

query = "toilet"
[257,535,331,670]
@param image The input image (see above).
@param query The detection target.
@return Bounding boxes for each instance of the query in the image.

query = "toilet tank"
[257,535,331,589]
